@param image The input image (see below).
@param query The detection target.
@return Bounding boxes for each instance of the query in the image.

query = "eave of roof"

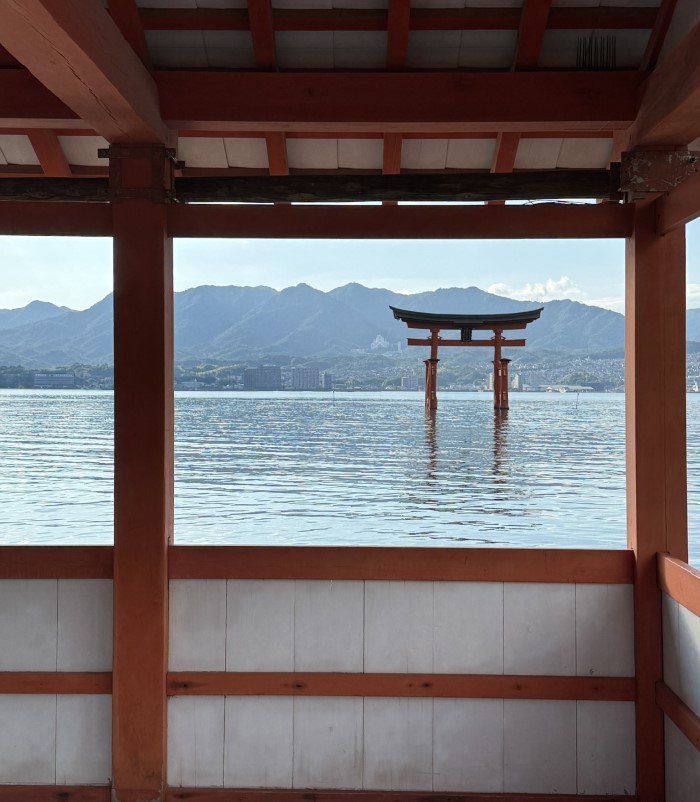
[390,305,544,328]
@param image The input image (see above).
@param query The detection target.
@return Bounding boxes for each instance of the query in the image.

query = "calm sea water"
[1,390,698,564]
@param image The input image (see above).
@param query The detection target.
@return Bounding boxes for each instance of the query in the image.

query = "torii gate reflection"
[390,306,543,413]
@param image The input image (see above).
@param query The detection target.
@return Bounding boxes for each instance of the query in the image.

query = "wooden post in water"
[497,358,511,410]
[424,328,440,414]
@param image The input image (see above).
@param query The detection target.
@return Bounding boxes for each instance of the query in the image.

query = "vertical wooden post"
[111,144,174,802]
[492,329,502,410]
[497,357,511,410]
[424,328,439,414]
[625,198,687,802]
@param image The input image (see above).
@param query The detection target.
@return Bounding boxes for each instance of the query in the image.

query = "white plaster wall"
[0,579,113,671]
[170,579,634,676]
[662,592,700,718]
[666,717,700,802]
[168,695,635,793]
[0,694,111,785]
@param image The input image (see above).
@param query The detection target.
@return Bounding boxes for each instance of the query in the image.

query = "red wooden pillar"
[492,329,502,410]
[497,357,511,410]
[625,198,687,802]
[110,144,175,802]
[424,328,439,414]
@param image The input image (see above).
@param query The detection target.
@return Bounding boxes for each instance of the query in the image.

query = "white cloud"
[688,284,700,307]
[487,276,584,302]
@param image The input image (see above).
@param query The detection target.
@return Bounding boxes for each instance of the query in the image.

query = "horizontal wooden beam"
[631,22,700,147]
[137,6,657,32]
[165,790,639,802]
[0,672,112,694]
[406,338,526,347]
[658,554,700,618]
[657,170,700,233]
[0,546,113,578]
[0,201,112,235]
[0,788,110,802]
[168,671,634,701]
[175,171,617,203]
[0,1,171,144]
[156,71,644,134]
[168,203,634,240]
[656,681,700,753]
[169,546,634,582]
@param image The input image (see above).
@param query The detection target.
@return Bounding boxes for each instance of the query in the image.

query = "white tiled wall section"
[0,580,112,671]
[662,592,700,717]
[168,696,635,794]
[170,580,634,676]
[0,694,111,785]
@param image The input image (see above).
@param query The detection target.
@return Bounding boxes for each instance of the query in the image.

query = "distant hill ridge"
[2,283,700,368]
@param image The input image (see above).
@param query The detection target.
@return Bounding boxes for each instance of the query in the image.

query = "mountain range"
[1,283,700,368]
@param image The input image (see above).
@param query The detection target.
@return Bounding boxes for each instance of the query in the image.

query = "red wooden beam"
[386,0,410,69]
[382,134,403,174]
[265,132,288,176]
[169,545,634,582]
[658,554,700,617]
[0,1,171,144]
[657,168,700,233]
[168,202,633,240]
[513,0,552,69]
[0,546,113,578]
[167,671,635,700]
[0,673,112,694]
[166,792,639,802]
[639,0,678,71]
[657,681,700,753]
[631,22,700,147]
[156,70,644,134]
[107,0,151,67]
[248,0,277,69]
[406,338,526,346]
[27,130,71,177]
[0,788,111,802]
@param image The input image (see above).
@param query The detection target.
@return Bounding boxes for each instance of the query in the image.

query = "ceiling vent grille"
[576,35,617,70]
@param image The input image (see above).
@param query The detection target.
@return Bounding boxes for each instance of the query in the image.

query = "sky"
[1,218,699,314]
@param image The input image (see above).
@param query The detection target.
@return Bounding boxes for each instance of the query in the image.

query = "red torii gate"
[390,306,543,413]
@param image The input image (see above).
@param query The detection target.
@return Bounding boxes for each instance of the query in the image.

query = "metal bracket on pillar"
[619,148,699,201]
[100,144,179,203]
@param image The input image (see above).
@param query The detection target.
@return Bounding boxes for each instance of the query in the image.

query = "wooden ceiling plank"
[27,129,72,177]
[0,0,171,145]
[639,0,678,71]
[265,132,289,176]
[631,22,700,147]
[248,0,277,69]
[156,71,643,134]
[513,0,552,70]
[387,0,410,69]
[108,0,151,67]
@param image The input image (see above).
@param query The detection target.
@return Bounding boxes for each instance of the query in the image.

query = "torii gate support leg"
[496,358,511,410]
[424,358,439,414]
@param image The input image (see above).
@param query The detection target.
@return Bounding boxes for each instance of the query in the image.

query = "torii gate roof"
[390,306,543,330]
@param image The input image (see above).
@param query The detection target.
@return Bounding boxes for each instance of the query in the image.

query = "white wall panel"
[678,603,700,718]
[0,134,39,165]
[576,584,634,676]
[177,138,228,169]
[576,701,635,794]
[666,716,700,802]
[294,581,364,671]
[433,698,504,792]
[406,32,460,68]
[56,695,111,785]
[504,583,575,675]
[224,697,293,788]
[168,697,225,787]
[334,31,386,68]
[364,581,433,673]
[401,138,449,170]
[0,694,56,783]
[0,580,57,671]
[58,580,112,672]
[504,700,576,793]
[338,139,384,170]
[286,139,339,170]
[514,138,563,169]
[227,580,294,671]
[223,137,269,169]
[57,136,109,167]
[363,698,432,790]
[275,32,334,69]
[445,138,496,170]
[293,697,363,788]
[663,592,682,695]
[434,582,503,673]
[170,580,226,671]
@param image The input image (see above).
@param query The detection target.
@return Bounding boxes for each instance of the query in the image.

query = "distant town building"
[401,376,421,390]
[181,379,205,391]
[33,371,75,389]
[511,373,521,390]
[243,365,282,390]
[321,372,333,390]
[291,367,320,390]
[370,334,391,350]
